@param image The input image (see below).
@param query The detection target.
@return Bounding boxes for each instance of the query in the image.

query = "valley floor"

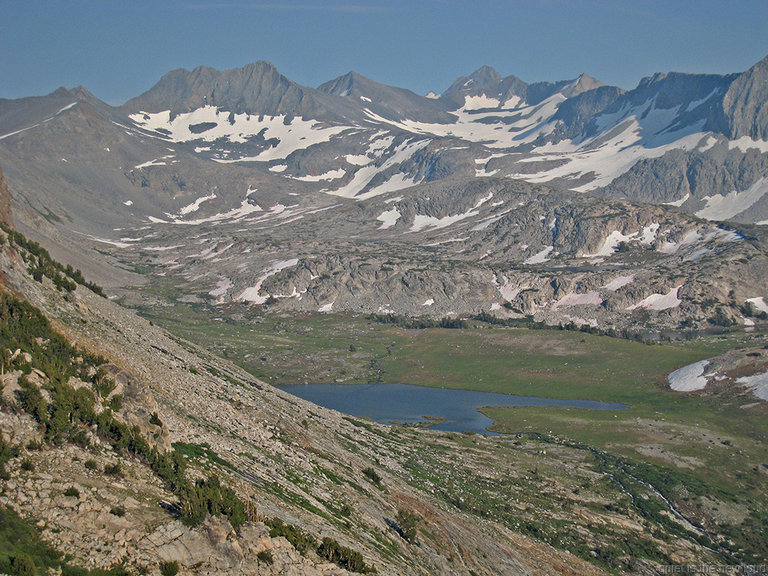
[132,294,768,569]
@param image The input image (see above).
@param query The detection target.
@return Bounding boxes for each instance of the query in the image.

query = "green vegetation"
[362,467,382,486]
[133,298,739,399]
[0,290,248,534]
[265,518,375,573]
[318,537,375,573]
[172,441,234,471]
[393,509,419,543]
[0,238,384,573]
[5,240,766,570]
[63,487,80,498]
[158,561,179,576]
[178,475,247,528]
[265,517,316,554]
[103,462,122,477]
[132,298,768,567]
[369,313,468,329]
[0,506,60,576]
[0,434,14,479]
[0,506,128,576]
[1,225,105,296]
[256,549,273,565]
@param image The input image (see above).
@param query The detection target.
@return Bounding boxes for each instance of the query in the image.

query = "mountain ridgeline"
[0,55,767,334]
[1,54,768,576]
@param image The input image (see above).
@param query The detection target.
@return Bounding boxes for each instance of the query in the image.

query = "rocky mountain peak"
[722,52,768,140]
[440,66,512,108]
[317,70,379,97]
[50,86,72,98]
[317,69,454,123]
[466,65,503,86]
[563,73,604,97]
[121,60,301,117]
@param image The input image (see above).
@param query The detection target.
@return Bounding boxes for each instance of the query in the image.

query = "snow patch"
[746,297,768,314]
[377,207,401,230]
[463,94,501,110]
[318,302,335,313]
[293,169,346,182]
[639,223,659,244]
[658,230,700,254]
[696,178,768,221]
[496,276,521,302]
[57,102,78,114]
[583,230,635,257]
[130,107,351,161]
[236,259,300,305]
[627,285,682,311]
[135,157,170,169]
[179,193,216,215]
[602,275,634,291]
[665,194,691,207]
[668,360,710,392]
[422,299,434,306]
[475,167,499,177]
[551,291,603,310]
[88,237,132,249]
[327,139,429,200]
[410,207,480,233]
[524,246,554,265]
[472,192,494,210]
[209,276,233,300]
[737,371,768,401]
[471,209,512,231]
[344,154,371,166]
[729,136,768,154]
[364,173,418,199]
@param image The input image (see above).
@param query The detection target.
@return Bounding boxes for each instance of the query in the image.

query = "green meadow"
[135,295,768,562]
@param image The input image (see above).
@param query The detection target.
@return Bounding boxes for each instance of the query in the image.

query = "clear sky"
[2,0,767,104]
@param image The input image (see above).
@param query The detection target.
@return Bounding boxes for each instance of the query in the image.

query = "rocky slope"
[5,211,761,574]
[0,165,12,229]
[91,175,768,337]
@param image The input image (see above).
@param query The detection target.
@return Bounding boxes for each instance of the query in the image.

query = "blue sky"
[2,0,767,104]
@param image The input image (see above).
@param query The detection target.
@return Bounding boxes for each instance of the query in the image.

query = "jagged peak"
[240,60,279,72]
[317,70,390,98]
[68,86,97,101]
[574,73,602,88]
[50,86,71,98]
[465,65,502,86]
[560,73,605,98]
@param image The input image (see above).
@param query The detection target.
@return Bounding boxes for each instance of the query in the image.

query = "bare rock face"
[723,54,768,141]
[101,363,172,452]
[0,164,13,229]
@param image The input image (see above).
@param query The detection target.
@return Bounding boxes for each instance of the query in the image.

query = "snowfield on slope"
[237,259,300,304]
[668,360,710,392]
[130,107,352,161]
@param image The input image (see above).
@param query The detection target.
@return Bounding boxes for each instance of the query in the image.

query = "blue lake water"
[278,382,628,435]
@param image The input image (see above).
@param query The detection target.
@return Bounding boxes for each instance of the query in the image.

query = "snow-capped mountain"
[1,56,768,333]
[114,55,768,223]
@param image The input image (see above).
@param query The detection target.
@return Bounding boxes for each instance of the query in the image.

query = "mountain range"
[2,55,768,575]
[1,56,768,334]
